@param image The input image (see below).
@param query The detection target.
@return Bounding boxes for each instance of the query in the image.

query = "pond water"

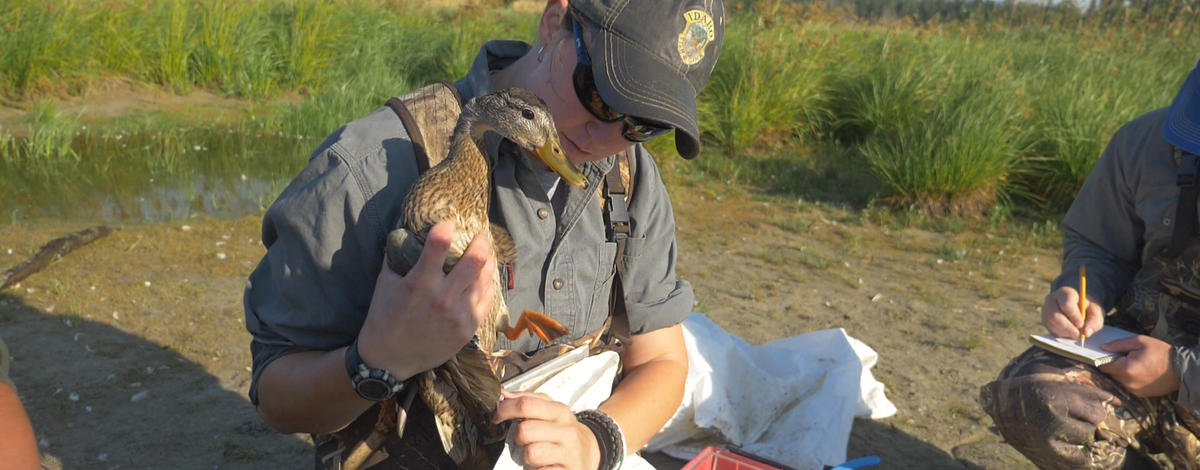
[1,128,314,223]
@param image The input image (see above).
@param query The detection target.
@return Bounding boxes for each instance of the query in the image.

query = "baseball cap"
[569,0,725,159]
[1165,58,1200,156]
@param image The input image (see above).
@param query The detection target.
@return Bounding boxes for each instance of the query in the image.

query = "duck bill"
[534,138,587,188]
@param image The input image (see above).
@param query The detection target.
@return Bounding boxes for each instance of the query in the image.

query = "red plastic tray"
[681,446,787,470]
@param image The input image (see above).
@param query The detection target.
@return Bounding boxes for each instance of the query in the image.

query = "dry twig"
[0,226,114,291]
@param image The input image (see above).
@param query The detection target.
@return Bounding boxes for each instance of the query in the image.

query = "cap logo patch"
[677,9,715,66]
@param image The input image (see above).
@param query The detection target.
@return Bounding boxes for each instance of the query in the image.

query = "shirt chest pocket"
[1136,183,1181,243]
[584,241,620,334]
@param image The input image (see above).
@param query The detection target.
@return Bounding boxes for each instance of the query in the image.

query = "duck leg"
[503,310,570,344]
[488,225,569,344]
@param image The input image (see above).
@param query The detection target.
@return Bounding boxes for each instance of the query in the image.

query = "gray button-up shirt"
[1049,107,1200,409]
[1051,108,1173,308]
[0,337,12,393]
[243,41,694,403]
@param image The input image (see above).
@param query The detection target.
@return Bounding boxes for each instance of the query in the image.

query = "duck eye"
[521,108,535,120]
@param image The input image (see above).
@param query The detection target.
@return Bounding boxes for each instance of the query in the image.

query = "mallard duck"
[385,88,587,468]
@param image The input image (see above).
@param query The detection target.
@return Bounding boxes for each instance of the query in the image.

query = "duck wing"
[421,341,506,468]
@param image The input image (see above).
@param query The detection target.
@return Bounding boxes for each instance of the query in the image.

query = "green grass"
[697,19,833,156]
[192,1,274,96]
[860,87,1026,216]
[0,0,528,100]
[0,2,87,94]
[826,33,942,144]
[1,0,1196,222]
[963,328,986,350]
[0,101,81,173]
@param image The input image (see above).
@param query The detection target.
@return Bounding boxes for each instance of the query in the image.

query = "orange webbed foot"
[503,310,569,343]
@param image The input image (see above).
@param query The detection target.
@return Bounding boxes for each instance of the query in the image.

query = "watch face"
[356,378,392,401]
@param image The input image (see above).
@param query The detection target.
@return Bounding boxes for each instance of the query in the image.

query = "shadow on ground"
[675,144,882,209]
[640,417,1011,470]
[850,418,1031,470]
[0,293,310,469]
[750,150,881,209]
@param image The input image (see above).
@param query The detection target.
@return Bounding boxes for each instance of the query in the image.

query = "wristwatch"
[344,339,407,401]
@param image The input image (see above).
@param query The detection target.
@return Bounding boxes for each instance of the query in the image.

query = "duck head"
[465,88,587,188]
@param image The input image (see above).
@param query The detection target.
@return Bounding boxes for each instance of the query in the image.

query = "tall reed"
[272,1,340,93]
[698,19,833,156]
[1010,27,1184,210]
[193,1,268,95]
[2,0,1197,219]
[0,101,81,173]
[151,0,194,92]
[859,89,1026,216]
[0,1,88,93]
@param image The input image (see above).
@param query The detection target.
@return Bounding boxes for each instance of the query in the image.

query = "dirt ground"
[0,3,1059,459]
[0,184,1059,469]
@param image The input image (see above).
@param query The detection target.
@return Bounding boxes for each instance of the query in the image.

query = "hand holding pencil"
[1040,265,1104,341]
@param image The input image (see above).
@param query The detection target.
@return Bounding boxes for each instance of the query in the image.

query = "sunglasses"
[571,18,672,143]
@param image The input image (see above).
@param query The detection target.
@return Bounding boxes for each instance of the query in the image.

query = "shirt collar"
[456,40,530,103]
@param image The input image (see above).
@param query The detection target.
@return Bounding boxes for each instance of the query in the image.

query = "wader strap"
[1166,147,1200,258]
[385,81,464,173]
[385,97,428,172]
[604,150,634,343]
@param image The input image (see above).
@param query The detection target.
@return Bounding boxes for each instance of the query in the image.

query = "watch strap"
[345,339,405,401]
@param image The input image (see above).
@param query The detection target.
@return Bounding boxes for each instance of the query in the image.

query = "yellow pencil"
[1079,265,1087,348]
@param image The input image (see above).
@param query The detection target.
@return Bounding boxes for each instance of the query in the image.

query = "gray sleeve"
[242,117,419,404]
[618,145,695,334]
[1052,124,1144,310]
[243,142,378,403]
[0,337,12,392]
[1173,346,1200,411]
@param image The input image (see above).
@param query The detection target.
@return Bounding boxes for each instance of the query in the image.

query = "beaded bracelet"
[575,409,625,470]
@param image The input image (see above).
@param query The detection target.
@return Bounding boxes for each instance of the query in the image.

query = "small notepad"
[1029,326,1138,366]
